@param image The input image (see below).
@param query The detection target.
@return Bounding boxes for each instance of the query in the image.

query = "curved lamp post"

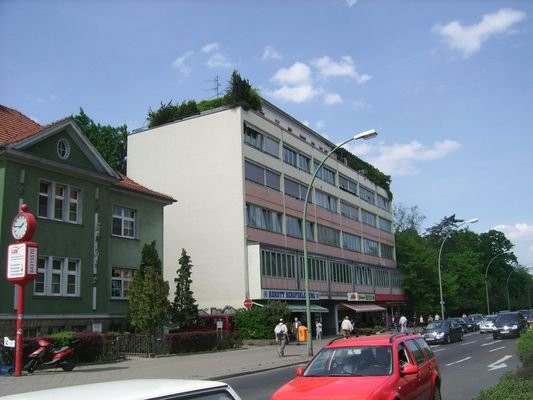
[437,218,478,320]
[485,250,512,315]
[506,266,516,311]
[303,129,378,356]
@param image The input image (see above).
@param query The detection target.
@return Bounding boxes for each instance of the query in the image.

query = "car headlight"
[512,325,518,329]
[436,332,445,338]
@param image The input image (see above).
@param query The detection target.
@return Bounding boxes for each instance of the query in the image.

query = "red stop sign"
[243,298,253,308]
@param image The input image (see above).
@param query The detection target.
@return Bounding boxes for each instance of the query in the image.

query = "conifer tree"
[171,249,199,327]
[128,241,169,334]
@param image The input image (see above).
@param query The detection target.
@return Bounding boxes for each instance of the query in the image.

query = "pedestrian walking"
[399,315,408,333]
[274,319,288,357]
[292,317,301,345]
[434,313,440,321]
[341,316,353,339]
[315,319,323,341]
[427,314,433,324]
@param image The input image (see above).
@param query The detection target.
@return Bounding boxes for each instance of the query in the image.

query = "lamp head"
[353,129,378,141]
[466,218,478,224]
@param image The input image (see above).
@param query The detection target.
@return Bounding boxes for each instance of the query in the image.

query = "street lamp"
[437,218,478,320]
[303,129,378,356]
[506,266,516,311]
[485,250,512,315]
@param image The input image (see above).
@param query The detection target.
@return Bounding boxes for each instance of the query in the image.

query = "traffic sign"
[243,298,253,308]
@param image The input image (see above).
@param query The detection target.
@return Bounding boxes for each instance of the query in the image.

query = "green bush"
[476,372,533,400]
[234,301,291,339]
[516,330,533,368]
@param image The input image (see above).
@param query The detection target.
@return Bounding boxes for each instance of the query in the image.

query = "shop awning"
[341,303,386,313]
[288,304,329,313]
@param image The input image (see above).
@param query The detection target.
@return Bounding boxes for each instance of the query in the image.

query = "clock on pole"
[11,204,36,242]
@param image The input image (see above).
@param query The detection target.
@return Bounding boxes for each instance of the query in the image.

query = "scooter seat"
[53,346,69,353]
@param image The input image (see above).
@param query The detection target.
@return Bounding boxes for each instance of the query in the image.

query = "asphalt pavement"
[0,336,336,396]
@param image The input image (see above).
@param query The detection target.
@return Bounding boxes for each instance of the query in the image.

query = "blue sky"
[2,0,532,266]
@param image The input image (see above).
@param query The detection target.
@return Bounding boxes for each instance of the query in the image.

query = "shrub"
[72,332,103,363]
[516,330,533,367]
[476,372,533,400]
[234,301,290,339]
[165,332,217,354]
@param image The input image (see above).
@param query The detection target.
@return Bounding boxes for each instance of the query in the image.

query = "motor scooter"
[24,338,79,373]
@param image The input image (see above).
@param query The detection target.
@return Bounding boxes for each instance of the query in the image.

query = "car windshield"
[303,345,393,377]
[483,316,496,322]
[496,314,517,324]
[426,321,447,330]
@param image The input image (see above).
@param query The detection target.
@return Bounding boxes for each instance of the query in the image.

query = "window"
[298,153,311,172]
[245,160,280,191]
[111,268,133,298]
[360,186,375,205]
[343,232,362,252]
[246,204,282,233]
[381,243,394,259]
[317,225,340,247]
[112,206,136,238]
[391,272,403,288]
[38,180,81,223]
[355,265,372,286]
[34,256,80,297]
[339,174,357,195]
[261,249,295,278]
[244,126,279,157]
[379,218,392,232]
[377,195,390,211]
[361,209,377,227]
[364,238,379,256]
[299,256,327,281]
[56,138,70,159]
[286,215,314,240]
[375,269,390,287]
[315,190,337,213]
[313,160,336,185]
[406,340,427,365]
[331,262,352,283]
[284,177,309,201]
[283,146,297,167]
[340,201,358,220]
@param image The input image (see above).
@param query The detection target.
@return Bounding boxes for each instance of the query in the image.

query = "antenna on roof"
[205,75,222,98]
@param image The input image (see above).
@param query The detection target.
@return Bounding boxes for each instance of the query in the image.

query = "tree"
[147,100,199,128]
[128,241,170,334]
[223,70,262,111]
[73,108,128,173]
[170,249,199,327]
[234,301,290,339]
[393,203,425,233]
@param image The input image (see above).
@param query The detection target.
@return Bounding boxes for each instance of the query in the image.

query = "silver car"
[479,315,497,334]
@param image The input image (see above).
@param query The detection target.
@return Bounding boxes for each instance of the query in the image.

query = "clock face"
[11,214,29,240]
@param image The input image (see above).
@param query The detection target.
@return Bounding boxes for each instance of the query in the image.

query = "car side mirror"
[400,364,419,376]
[296,367,304,376]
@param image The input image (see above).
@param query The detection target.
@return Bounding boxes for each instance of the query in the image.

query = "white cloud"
[316,120,325,130]
[346,139,461,176]
[433,8,526,57]
[268,84,321,103]
[206,53,233,68]
[311,56,371,84]
[172,50,195,74]
[346,0,359,6]
[324,93,342,105]
[202,42,220,53]
[352,99,371,111]
[271,62,312,85]
[263,46,282,60]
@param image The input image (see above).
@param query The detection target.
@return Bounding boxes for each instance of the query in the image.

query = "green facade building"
[0,105,174,336]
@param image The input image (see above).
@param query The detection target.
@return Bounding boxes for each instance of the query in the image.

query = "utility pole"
[205,75,222,98]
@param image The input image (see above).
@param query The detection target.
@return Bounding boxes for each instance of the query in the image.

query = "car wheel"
[460,332,464,341]
[446,335,451,344]
[493,334,498,340]
[432,384,442,400]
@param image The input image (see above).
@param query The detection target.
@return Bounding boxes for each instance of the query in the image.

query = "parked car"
[516,309,532,325]
[0,379,243,400]
[271,334,441,400]
[467,314,484,330]
[492,312,528,339]
[448,317,469,333]
[422,320,464,344]
[479,315,497,334]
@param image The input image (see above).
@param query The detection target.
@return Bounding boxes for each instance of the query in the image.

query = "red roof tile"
[0,105,43,144]
[116,172,175,203]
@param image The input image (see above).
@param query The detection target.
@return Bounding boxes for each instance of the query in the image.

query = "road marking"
[461,341,475,346]
[482,340,502,346]
[446,357,471,366]
[488,355,512,371]
[489,346,505,352]
[432,348,446,353]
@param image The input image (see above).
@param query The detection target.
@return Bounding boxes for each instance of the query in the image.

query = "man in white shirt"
[274,319,288,356]
[341,316,353,339]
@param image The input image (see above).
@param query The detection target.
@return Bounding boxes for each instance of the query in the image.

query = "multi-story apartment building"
[0,105,174,336]
[128,99,406,334]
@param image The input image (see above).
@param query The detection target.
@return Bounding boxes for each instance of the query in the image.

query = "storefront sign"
[347,292,375,302]
[262,289,320,300]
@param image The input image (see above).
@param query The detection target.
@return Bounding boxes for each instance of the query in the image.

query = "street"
[225,332,521,400]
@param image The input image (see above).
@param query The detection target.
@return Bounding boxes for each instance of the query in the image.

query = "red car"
[271,334,441,400]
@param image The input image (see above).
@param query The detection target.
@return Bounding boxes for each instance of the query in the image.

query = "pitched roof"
[1,104,175,204]
[0,105,43,144]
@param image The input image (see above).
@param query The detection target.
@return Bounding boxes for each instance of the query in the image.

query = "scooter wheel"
[25,360,37,373]
[61,357,75,371]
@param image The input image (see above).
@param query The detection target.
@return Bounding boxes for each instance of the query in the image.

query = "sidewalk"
[0,337,333,396]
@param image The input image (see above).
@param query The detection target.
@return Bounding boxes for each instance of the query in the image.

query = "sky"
[1,0,533,266]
